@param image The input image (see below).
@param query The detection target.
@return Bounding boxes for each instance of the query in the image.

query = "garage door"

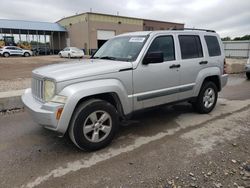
[97,30,115,40]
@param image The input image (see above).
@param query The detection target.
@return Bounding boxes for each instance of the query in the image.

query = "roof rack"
[170,28,216,33]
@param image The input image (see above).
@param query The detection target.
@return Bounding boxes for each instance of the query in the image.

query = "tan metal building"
[57,12,184,54]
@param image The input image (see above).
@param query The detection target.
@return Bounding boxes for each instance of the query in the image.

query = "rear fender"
[194,67,221,96]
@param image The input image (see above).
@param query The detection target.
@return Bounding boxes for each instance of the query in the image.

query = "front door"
[133,35,180,110]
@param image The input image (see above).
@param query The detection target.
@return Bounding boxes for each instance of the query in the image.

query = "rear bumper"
[221,74,228,88]
[21,89,64,132]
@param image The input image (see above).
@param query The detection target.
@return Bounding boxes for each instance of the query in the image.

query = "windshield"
[93,36,148,62]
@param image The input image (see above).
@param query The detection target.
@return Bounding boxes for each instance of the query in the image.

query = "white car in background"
[0,46,33,57]
[59,47,85,58]
[246,58,250,80]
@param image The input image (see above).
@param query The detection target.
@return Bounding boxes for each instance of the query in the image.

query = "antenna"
[90,8,92,12]
[117,11,119,16]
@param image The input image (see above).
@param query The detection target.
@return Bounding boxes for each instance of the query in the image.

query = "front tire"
[69,99,119,151]
[246,72,250,80]
[193,81,218,114]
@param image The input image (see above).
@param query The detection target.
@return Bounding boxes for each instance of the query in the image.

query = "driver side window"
[148,36,175,61]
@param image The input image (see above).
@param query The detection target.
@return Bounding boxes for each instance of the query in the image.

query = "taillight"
[223,59,227,74]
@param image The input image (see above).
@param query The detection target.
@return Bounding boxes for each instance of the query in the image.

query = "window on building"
[205,36,221,56]
[147,36,175,61]
[179,35,203,59]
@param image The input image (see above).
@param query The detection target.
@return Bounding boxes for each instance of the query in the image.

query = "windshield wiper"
[99,56,117,60]
[92,56,130,62]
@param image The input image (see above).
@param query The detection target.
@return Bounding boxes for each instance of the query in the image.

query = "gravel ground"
[0,55,83,92]
[0,78,31,92]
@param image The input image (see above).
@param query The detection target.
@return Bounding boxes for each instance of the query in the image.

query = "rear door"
[177,34,206,100]
[7,47,16,55]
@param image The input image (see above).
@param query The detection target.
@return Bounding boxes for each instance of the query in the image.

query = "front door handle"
[199,61,208,65]
[169,64,181,69]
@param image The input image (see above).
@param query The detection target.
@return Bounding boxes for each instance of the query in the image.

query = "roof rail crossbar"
[170,28,216,33]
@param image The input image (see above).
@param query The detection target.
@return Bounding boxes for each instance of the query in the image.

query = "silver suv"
[22,29,228,151]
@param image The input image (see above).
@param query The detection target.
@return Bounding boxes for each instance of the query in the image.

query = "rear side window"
[179,35,203,59]
[205,36,221,56]
[147,36,175,61]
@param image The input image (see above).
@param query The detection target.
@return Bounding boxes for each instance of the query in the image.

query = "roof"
[118,29,218,37]
[0,19,66,32]
[57,12,184,26]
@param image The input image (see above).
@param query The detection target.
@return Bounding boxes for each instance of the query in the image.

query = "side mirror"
[143,51,164,65]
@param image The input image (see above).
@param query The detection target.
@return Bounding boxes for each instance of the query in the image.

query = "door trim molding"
[132,84,195,101]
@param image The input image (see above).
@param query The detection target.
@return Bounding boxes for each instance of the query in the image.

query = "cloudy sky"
[0,0,249,38]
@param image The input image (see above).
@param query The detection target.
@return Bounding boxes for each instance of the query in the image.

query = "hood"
[32,59,132,82]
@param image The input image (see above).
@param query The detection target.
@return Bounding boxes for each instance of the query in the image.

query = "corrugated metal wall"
[223,40,250,58]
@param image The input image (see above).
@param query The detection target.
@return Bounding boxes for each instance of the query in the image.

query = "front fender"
[194,67,221,96]
[56,79,132,134]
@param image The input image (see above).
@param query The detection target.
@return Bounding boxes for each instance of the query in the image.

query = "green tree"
[233,35,250,41]
[221,36,231,41]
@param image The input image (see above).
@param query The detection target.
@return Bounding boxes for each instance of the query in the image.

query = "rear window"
[205,36,221,56]
[179,35,203,59]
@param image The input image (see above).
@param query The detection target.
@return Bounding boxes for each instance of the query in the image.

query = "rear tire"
[193,81,218,114]
[24,52,30,57]
[246,72,250,80]
[69,99,119,151]
[3,52,10,58]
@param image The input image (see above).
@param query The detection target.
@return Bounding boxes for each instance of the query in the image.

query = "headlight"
[44,80,55,102]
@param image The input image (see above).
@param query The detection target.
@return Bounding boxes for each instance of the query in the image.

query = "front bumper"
[21,89,64,132]
[221,74,228,88]
[245,64,250,72]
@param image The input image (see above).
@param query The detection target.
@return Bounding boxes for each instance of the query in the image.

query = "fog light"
[56,108,63,120]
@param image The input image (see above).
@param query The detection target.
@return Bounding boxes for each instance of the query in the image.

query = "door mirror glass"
[143,51,164,64]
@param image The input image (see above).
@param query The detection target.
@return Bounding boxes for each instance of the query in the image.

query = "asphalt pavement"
[0,74,250,188]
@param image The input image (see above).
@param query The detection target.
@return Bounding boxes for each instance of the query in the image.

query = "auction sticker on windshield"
[129,37,145,43]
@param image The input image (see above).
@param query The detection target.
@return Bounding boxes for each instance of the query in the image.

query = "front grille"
[32,77,44,102]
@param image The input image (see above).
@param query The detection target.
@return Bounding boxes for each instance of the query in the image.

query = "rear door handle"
[199,61,208,65]
[169,64,181,69]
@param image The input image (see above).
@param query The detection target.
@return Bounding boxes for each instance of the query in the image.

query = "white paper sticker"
[129,37,145,43]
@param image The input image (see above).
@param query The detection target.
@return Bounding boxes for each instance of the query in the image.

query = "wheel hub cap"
[203,88,215,109]
[83,111,112,143]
